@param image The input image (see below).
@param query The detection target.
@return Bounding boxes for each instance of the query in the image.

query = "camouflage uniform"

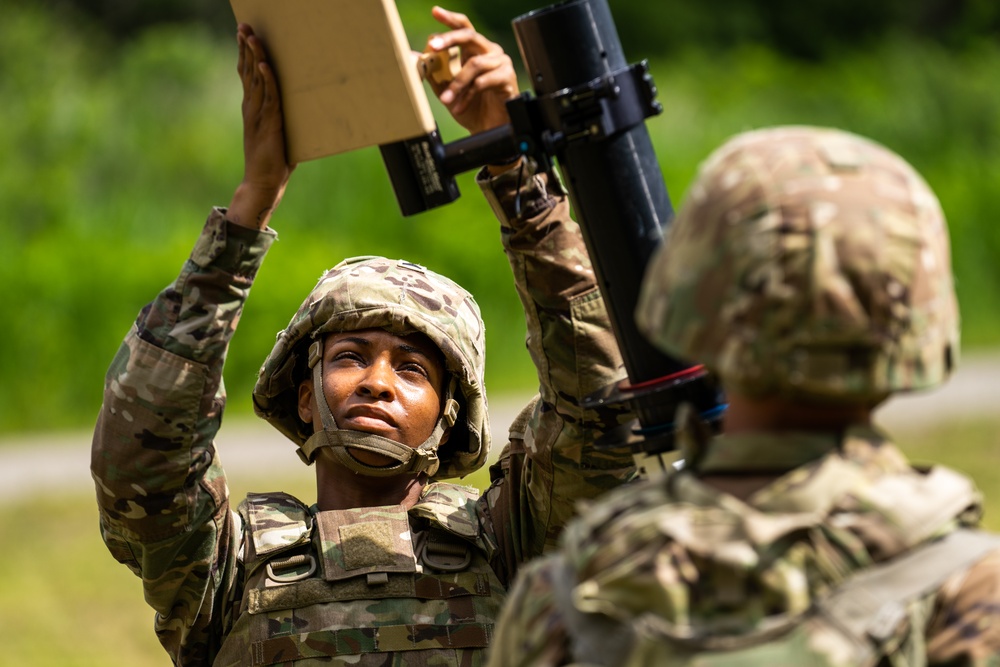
[91,160,636,666]
[488,127,1000,666]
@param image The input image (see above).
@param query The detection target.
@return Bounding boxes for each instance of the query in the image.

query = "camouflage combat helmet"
[636,126,959,403]
[253,256,490,479]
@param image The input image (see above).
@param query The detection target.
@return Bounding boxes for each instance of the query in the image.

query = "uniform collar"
[675,423,912,515]
[684,423,894,474]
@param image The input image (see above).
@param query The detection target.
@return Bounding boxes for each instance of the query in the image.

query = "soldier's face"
[298,329,449,465]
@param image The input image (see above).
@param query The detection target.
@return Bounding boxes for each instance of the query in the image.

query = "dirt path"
[2,353,997,502]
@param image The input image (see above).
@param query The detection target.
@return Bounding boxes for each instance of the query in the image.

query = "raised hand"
[227,24,296,230]
[423,7,519,136]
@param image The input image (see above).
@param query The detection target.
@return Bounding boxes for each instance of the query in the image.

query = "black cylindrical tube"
[441,125,519,176]
[513,0,688,408]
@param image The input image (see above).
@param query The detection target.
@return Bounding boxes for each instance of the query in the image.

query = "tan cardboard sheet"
[230,0,437,163]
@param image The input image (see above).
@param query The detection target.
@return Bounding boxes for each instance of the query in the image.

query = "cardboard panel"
[230,0,437,163]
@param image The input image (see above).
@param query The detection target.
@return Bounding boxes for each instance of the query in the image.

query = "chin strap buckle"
[410,447,441,476]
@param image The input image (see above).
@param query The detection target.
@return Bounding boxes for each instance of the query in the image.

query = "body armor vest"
[214,483,506,666]
[552,454,999,667]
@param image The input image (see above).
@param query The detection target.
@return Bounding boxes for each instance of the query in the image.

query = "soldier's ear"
[297,378,314,425]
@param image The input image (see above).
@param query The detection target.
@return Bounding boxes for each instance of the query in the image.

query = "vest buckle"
[266,552,318,584]
[419,529,472,572]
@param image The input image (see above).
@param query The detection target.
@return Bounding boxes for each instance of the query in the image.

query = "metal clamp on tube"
[379,0,726,451]
[511,0,723,446]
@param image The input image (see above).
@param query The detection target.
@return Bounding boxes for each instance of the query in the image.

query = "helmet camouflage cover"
[636,126,959,403]
[253,256,490,479]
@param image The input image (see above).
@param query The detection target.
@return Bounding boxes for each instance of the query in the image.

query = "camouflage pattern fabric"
[477,159,637,573]
[488,426,1000,666]
[636,126,959,404]
[488,126,1000,667]
[91,160,636,665]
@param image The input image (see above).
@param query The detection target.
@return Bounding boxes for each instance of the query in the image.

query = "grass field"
[2,414,998,665]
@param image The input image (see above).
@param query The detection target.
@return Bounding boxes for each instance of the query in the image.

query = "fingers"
[441,51,516,112]
[236,24,258,86]
[249,38,281,111]
[427,28,498,66]
[236,24,284,152]
[426,8,497,60]
[431,6,473,31]
[424,8,510,105]
[256,61,279,112]
[231,23,293,209]
[237,28,273,113]
[237,31,246,80]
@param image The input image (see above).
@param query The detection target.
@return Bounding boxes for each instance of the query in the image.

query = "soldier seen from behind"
[489,126,1000,666]
[90,8,636,665]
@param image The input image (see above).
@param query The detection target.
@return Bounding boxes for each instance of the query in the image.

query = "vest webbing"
[215,487,504,667]
[556,528,1000,665]
[251,623,492,665]
[820,529,1000,647]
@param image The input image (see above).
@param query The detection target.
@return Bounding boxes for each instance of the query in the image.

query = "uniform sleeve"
[90,208,276,664]
[927,548,1000,666]
[476,160,636,582]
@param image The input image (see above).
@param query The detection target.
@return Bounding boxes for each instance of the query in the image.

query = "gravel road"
[2,353,997,503]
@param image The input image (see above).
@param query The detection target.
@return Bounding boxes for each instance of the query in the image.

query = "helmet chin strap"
[295,340,459,477]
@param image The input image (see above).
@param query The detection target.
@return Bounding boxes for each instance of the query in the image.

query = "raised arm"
[425,8,636,579]
[90,25,290,663]
[476,151,637,570]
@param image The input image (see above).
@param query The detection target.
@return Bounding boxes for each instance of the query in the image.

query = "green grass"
[0,462,495,667]
[3,414,998,665]
[894,418,1000,517]
[2,494,170,666]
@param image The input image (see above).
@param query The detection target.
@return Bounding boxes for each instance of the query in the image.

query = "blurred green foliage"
[1,3,998,434]
[49,0,1000,61]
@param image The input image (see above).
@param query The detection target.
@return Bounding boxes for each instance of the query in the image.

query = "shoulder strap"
[821,528,1000,645]
[410,482,484,572]
[410,482,482,540]
[508,394,541,442]
[555,529,1000,665]
[239,491,314,567]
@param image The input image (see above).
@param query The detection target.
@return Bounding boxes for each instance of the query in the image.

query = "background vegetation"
[1,0,998,434]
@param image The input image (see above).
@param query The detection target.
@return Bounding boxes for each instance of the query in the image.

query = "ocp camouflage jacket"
[91,162,636,665]
[489,424,1000,666]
